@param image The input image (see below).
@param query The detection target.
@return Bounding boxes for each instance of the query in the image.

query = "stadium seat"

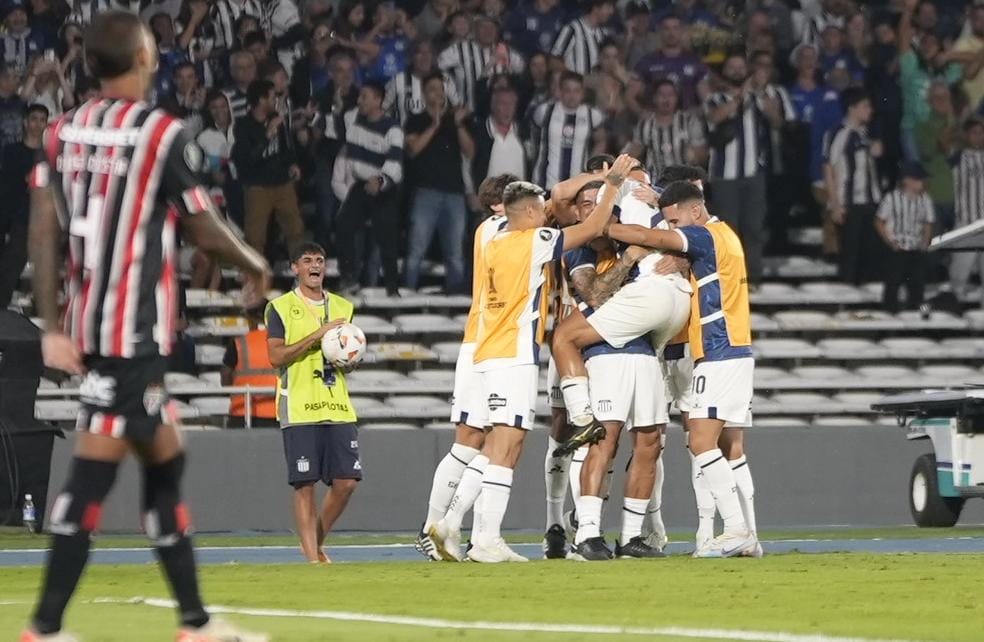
[917,364,979,382]
[896,310,967,330]
[938,337,984,358]
[832,392,883,413]
[965,308,984,330]
[767,256,836,279]
[854,365,921,386]
[165,372,200,388]
[769,392,836,414]
[773,310,837,330]
[35,400,80,422]
[812,416,877,427]
[749,282,800,305]
[753,338,822,359]
[422,421,455,430]
[407,369,455,392]
[798,282,869,304]
[753,416,811,427]
[430,342,462,364]
[392,313,464,334]
[751,394,782,414]
[198,315,249,336]
[788,226,822,246]
[750,312,779,332]
[198,372,222,388]
[368,342,437,362]
[37,378,57,390]
[195,344,227,367]
[383,396,447,419]
[359,288,432,310]
[790,365,856,389]
[184,289,235,309]
[189,397,230,417]
[171,401,201,420]
[879,337,939,359]
[817,338,888,360]
[833,309,905,331]
[355,314,399,335]
[363,422,419,430]
[753,366,791,383]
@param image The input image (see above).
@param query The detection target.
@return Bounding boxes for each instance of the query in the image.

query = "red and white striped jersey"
[32,98,212,359]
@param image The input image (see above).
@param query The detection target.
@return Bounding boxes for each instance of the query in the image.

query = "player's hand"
[365,176,383,195]
[288,164,302,181]
[315,318,347,339]
[605,154,635,187]
[653,254,691,276]
[42,332,85,375]
[632,183,659,207]
[240,267,272,310]
[623,245,651,264]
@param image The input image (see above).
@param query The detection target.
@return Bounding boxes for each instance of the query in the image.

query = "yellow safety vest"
[266,290,357,427]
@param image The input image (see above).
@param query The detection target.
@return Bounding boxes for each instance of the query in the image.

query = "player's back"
[37,98,201,360]
[463,214,506,344]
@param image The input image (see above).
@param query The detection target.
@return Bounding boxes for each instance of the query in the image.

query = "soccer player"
[607,181,760,557]
[433,155,635,563]
[415,173,518,562]
[23,11,271,641]
[561,181,667,561]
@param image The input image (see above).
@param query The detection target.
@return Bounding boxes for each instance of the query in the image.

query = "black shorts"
[77,356,171,443]
[282,423,363,487]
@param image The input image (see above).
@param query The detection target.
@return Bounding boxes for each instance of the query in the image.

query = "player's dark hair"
[560,70,584,86]
[658,164,708,187]
[478,173,520,212]
[291,242,327,263]
[658,181,704,209]
[585,154,615,172]
[840,86,869,112]
[502,181,546,208]
[247,79,274,107]
[361,81,386,102]
[574,180,605,203]
[84,11,147,80]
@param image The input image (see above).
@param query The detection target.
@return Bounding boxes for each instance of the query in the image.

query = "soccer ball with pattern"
[321,323,367,367]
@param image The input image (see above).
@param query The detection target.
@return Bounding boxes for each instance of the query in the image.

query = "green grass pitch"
[2,550,983,641]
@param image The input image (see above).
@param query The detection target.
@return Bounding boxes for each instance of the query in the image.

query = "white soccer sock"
[474,465,513,545]
[645,456,666,538]
[574,495,603,544]
[425,444,480,529]
[560,376,593,427]
[690,448,716,540]
[694,449,746,534]
[569,446,588,506]
[621,497,649,545]
[443,454,489,531]
[544,438,572,530]
[730,455,758,536]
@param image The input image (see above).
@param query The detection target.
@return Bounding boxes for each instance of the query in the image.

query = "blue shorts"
[281,423,362,487]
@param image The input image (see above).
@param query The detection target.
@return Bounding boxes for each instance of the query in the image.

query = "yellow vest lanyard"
[294,288,336,388]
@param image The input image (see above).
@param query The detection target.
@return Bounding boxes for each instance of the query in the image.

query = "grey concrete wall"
[45,426,984,534]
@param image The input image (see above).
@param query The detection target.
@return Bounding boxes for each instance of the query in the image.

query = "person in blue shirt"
[788,43,844,190]
[503,0,566,59]
[361,3,410,85]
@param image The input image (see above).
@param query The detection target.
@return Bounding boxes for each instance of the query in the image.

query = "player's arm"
[569,246,647,308]
[560,154,635,251]
[549,169,604,207]
[606,223,686,253]
[265,305,345,368]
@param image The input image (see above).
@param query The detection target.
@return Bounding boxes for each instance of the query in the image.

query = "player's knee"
[142,454,192,546]
[50,458,119,536]
[333,478,358,497]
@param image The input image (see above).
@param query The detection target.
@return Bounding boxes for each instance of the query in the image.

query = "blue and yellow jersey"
[463,215,507,344]
[674,220,752,363]
[563,244,656,361]
[474,227,565,371]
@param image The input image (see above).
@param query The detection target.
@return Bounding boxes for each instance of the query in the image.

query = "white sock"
[545,438,572,530]
[645,456,666,538]
[569,446,588,507]
[425,444,479,529]
[694,449,746,534]
[730,455,758,536]
[621,497,649,545]
[690,448,715,540]
[474,465,513,545]
[560,376,593,427]
[443,454,489,531]
[575,495,603,544]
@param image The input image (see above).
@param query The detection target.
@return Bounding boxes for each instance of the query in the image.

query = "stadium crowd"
[1,0,984,309]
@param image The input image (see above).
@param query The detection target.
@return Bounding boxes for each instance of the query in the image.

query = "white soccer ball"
[321,323,367,367]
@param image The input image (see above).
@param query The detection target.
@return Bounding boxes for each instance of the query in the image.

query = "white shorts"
[688,357,754,427]
[586,277,691,349]
[546,356,565,409]
[481,364,540,430]
[586,354,667,427]
[661,345,695,413]
[450,343,487,429]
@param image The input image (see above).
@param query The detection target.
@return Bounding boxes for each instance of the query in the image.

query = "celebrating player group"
[416,154,761,563]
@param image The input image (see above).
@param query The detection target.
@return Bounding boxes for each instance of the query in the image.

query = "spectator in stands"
[633,15,709,111]
[29,0,61,47]
[263,0,305,74]
[630,78,707,181]
[653,0,719,28]
[471,83,527,190]
[159,61,206,133]
[2,2,46,76]
[0,62,23,153]
[801,0,848,47]
[817,23,865,85]
[362,3,415,86]
[747,0,795,55]
[440,14,523,113]
[915,81,957,232]
[386,38,459,125]
[149,12,189,100]
[704,53,768,284]
[222,306,279,428]
[57,21,85,91]
[531,71,605,189]
[178,0,217,89]
[875,163,935,312]
[550,0,614,76]
[413,0,453,42]
[954,3,984,113]
[289,19,334,107]
[329,82,403,296]
[225,50,258,122]
[18,53,73,116]
[403,73,475,293]
[0,103,46,308]
[824,87,882,285]
[621,1,658,69]
[585,40,630,143]
[211,0,263,55]
[503,0,564,60]
[950,117,984,303]
[197,90,237,205]
[233,79,304,256]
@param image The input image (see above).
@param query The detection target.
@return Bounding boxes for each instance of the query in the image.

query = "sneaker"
[615,536,667,559]
[552,420,606,456]
[427,520,462,561]
[740,538,764,558]
[414,524,442,561]
[693,531,757,559]
[20,630,81,642]
[543,524,568,559]
[176,617,269,642]
[467,537,529,563]
[569,536,614,561]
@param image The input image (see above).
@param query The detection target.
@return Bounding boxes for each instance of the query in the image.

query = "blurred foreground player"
[23,11,272,642]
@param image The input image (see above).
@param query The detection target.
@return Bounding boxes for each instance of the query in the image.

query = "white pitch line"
[90,596,920,642]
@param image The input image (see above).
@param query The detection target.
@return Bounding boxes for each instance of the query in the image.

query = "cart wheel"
[909,453,965,528]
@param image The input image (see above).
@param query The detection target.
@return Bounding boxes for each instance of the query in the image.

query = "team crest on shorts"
[488,394,507,409]
[597,399,613,413]
[296,456,310,473]
[143,385,165,415]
